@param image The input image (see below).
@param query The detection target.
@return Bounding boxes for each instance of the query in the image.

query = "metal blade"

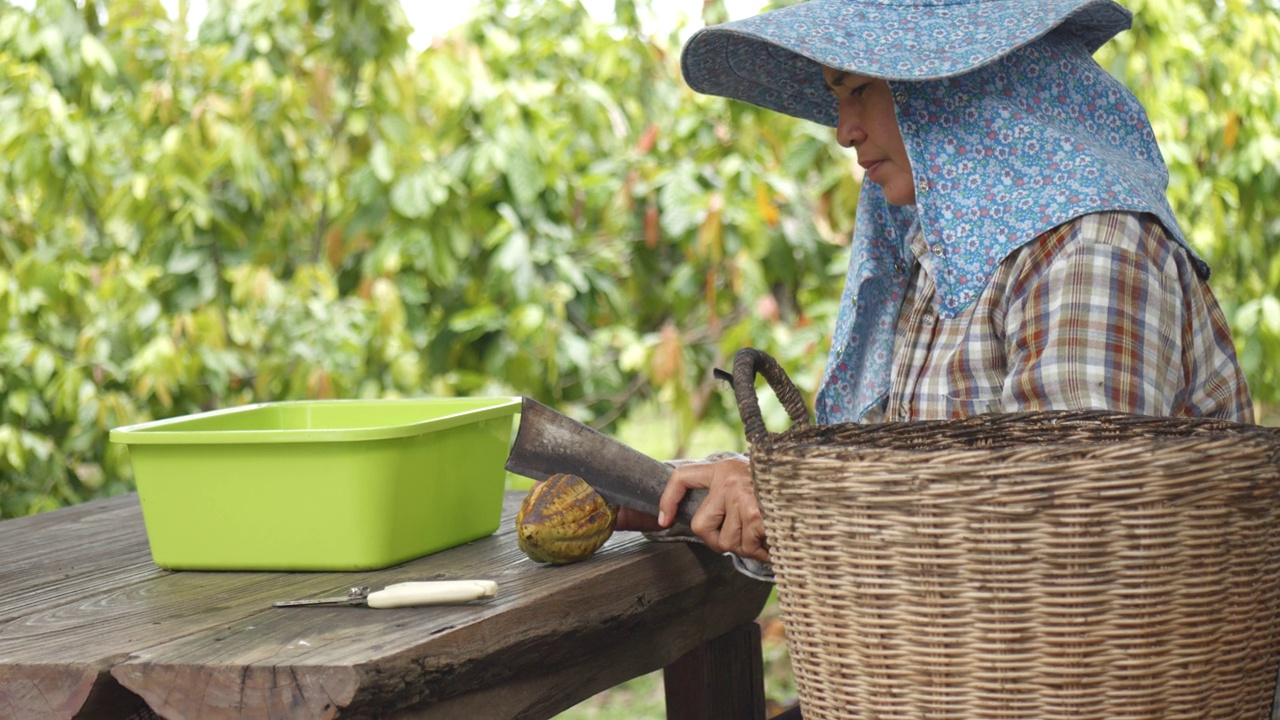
[504,397,706,526]
[273,596,364,607]
[273,587,370,607]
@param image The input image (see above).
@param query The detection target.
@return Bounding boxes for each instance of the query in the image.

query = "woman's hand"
[657,456,770,563]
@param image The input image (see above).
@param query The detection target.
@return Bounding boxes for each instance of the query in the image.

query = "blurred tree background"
[1,0,1277,520]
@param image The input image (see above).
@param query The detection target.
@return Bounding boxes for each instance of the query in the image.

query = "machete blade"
[504,397,706,526]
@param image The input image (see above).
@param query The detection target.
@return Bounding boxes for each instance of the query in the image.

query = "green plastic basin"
[109,397,521,571]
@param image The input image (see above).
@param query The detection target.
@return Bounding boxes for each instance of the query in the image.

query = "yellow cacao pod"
[516,473,617,565]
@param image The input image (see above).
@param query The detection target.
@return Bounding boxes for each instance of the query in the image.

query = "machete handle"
[672,487,709,527]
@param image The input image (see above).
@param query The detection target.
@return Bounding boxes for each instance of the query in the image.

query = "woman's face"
[822,67,915,206]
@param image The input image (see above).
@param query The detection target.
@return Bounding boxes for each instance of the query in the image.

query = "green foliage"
[0,0,852,515]
[1096,0,1280,405]
[2,0,1278,515]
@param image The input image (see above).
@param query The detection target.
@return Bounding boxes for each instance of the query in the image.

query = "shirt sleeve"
[1000,213,1189,415]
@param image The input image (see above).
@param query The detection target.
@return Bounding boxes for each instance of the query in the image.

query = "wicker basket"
[727,348,1280,720]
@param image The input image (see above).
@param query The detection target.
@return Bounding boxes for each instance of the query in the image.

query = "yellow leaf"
[1223,111,1239,149]
[696,193,724,261]
[705,267,721,334]
[253,267,270,301]
[325,225,347,268]
[756,183,779,227]
[651,323,682,386]
[308,367,334,399]
[155,380,172,410]
[254,370,273,397]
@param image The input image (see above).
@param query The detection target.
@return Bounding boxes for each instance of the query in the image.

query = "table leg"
[663,620,766,720]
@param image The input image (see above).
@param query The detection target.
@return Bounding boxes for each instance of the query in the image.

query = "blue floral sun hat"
[681,0,1134,127]
[680,0,1208,424]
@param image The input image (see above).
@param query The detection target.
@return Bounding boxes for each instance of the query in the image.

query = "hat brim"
[681,0,1132,127]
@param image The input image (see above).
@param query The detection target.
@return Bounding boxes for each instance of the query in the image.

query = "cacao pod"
[516,473,618,565]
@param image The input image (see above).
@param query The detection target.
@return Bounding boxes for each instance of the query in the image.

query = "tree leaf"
[370,141,395,183]
[79,34,117,76]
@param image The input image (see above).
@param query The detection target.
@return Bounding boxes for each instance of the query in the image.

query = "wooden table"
[0,491,774,719]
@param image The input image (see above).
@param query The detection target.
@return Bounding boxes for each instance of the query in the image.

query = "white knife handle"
[366,580,498,609]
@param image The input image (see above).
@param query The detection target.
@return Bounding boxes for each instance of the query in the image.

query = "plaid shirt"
[868,212,1254,423]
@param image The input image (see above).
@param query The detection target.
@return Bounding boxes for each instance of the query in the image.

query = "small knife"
[273,580,498,609]
[504,397,708,526]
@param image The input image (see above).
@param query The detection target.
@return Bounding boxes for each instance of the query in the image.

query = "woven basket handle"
[729,347,811,445]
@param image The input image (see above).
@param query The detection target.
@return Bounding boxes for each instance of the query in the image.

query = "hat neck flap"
[814,34,1204,423]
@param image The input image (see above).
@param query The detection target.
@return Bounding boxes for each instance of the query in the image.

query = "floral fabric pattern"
[814,35,1204,423]
[681,0,1133,126]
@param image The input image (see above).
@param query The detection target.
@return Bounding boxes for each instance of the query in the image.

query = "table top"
[0,491,772,720]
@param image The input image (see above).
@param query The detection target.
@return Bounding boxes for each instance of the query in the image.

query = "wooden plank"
[664,622,766,720]
[0,495,158,622]
[0,495,161,719]
[0,494,536,662]
[0,494,137,538]
[0,665,100,719]
[383,548,770,719]
[0,665,157,720]
[385,597,765,719]
[109,538,771,718]
[0,492,772,719]
[0,494,143,568]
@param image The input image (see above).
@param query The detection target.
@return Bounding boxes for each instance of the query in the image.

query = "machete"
[503,397,708,527]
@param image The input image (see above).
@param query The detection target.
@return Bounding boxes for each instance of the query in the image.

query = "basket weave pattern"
[730,349,1280,720]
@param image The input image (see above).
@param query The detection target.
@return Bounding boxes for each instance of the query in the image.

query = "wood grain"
[0,495,160,719]
[0,495,158,622]
[0,492,772,719]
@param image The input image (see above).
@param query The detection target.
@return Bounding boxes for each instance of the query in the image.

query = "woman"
[617,0,1254,568]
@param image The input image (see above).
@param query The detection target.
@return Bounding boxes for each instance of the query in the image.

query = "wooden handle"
[366,580,498,609]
